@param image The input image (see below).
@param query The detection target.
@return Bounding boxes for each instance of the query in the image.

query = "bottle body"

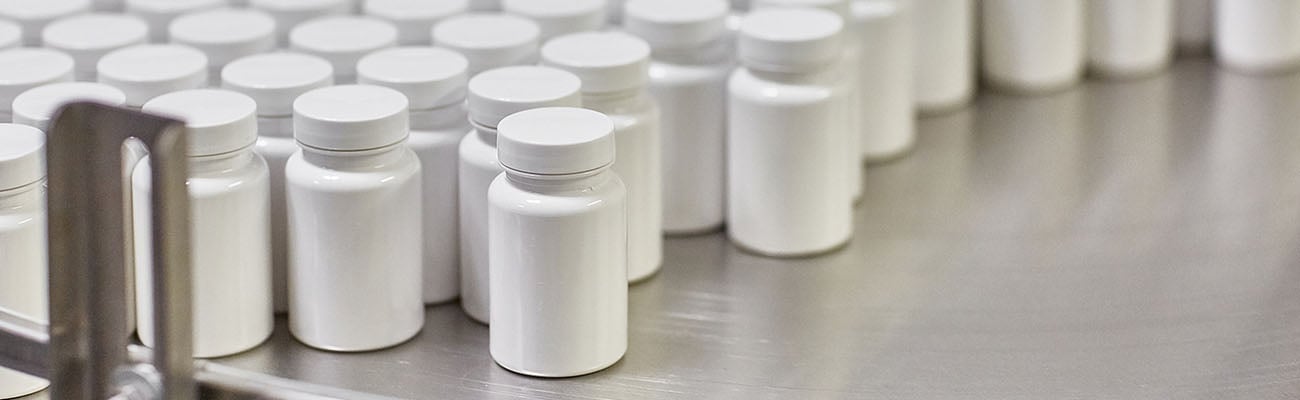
[286,145,423,351]
[856,0,916,161]
[133,151,273,358]
[253,117,296,313]
[409,110,470,304]
[727,68,853,256]
[981,0,1084,93]
[1215,0,1300,73]
[457,128,501,324]
[0,182,49,397]
[1087,0,1174,78]
[911,0,974,114]
[488,170,627,377]
[586,91,662,282]
[648,56,729,235]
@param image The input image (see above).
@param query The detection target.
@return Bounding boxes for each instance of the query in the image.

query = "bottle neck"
[258,115,294,138]
[504,165,613,193]
[189,148,256,174]
[471,120,499,146]
[410,101,468,132]
[0,179,43,210]
[583,88,650,111]
[300,141,409,170]
[651,38,731,65]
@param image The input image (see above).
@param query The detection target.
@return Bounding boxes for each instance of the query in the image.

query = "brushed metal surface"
[26,59,1300,399]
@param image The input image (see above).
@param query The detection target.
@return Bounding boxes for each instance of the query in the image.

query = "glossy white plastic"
[489,107,627,378]
[12,82,126,131]
[911,0,973,114]
[169,8,276,84]
[41,13,147,81]
[459,66,581,324]
[249,0,350,47]
[981,0,1083,93]
[124,0,225,43]
[221,52,333,314]
[502,0,605,41]
[728,8,852,256]
[287,85,423,351]
[289,16,397,84]
[855,0,915,162]
[134,89,272,358]
[1176,0,1213,54]
[433,14,541,76]
[0,20,21,49]
[363,0,468,45]
[0,48,75,122]
[1215,0,1300,73]
[96,44,208,107]
[1087,0,1174,78]
[358,47,470,305]
[0,123,49,398]
[0,0,91,46]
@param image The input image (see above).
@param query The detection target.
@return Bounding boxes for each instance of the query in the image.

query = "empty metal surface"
[26,59,1300,399]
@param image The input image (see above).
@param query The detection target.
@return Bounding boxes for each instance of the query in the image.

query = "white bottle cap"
[289,16,398,81]
[357,47,468,110]
[497,106,613,175]
[0,48,76,113]
[42,14,149,78]
[623,0,728,51]
[249,0,351,45]
[0,0,91,46]
[293,85,409,151]
[0,20,22,49]
[467,66,581,128]
[169,9,276,71]
[0,123,46,190]
[97,44,208,107]
[501,0,605,40]
[363,0,468,45]
[541,31,650,94]
[738,8,843,73]
[125,0,225,42]
[222,52,334,117]
[12,82,126,131]
[433,14,540,75]
[142,89,258,156]
[751,0,850,19]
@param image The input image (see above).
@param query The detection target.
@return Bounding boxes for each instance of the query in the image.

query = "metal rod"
[147,128,194,400]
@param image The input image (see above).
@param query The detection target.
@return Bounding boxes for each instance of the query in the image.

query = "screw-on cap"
[142,89,258,156]
[125,0,225,42]
[363,0,468,45]
[97,44,208,107]
[0,48,75,113]
[751,0,850,19]
[433,14,540,75]
[501,0,604,40]
[222,52,334,117]
[289,16,397,82]
[0,123,46,190]
[497,107,613,175]
[249,0,350,45]
[738,8,843,72]
[0,0,91,46]
[0,20,22,49]
[358,47,468,110]
[467,66,581,128]
[541,31,650,94]
[293,85,409,151]
[42,13,149,78]
[12,82,126,131]
[623,0,728,51]
[169,9,276,71]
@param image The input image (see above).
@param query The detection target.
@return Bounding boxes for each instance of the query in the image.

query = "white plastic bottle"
[222,52,333,314]
[169,8,277,84]
[0,21,21,49]
[606,0,624,25]
[855,0,915,162]
[0,48,75,122]
[97,44,208,108]
[459,66,581,324]
[0,123,50,398]
[623,0,730,235]
[1216,0,1300,73]
[41,13,148,81]
[133,89,273,358]
[364,0,468,46]
[12,82,127,131]
[124,0,224,43]
[728,8,852,256]
[542,31,662,282]
[433,14,541,76]
[94,0,124,12]
[468,0,499,11]
[0,0,90,47]
[911,0,973,114]
[358,47,471,305]
[1087,0,1174,78]
[1176,0,1213,55]
[287,85,423,351]
[250,0,350,47]
[502,0,605,41]
[981,0,1084,93]
[289,16,397,84]
[489,106,626,378]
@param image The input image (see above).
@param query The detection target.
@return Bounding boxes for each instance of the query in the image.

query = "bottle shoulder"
[410,124,471,147]
[286,149,421,192]
[728,69,837,105]
[134,152,270,196]
[649,61,732,87]
[459,129,501,169]
[488,172,626,217]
